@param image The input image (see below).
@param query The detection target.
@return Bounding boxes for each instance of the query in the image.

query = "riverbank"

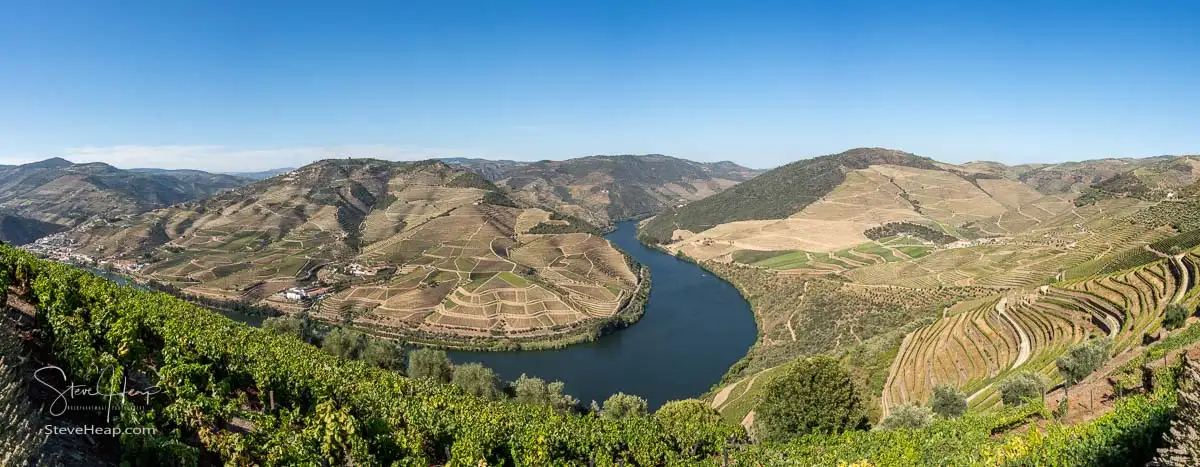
[350,264,651,351]
[448,220,756,409]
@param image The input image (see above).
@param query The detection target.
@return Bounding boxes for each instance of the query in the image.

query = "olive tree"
[654,399,744,457]
[406,348,452,383]
[999,371,1049,407]
[1164,303,1192,330]
[600,392,648,420]
[262,316,306,339]
[877,403,934,430]
[451,363,501,400]
[1056,337,1113,407]
[756,356,869,442]
[513,374,578,412]
[360,339,405,370]
[929,385,968,418]
[320,328,364,360]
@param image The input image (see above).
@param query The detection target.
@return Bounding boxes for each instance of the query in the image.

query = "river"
[447,221,756,410]
[84,220,757,410]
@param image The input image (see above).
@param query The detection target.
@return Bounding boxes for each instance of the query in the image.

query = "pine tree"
[1157,357,1200,466]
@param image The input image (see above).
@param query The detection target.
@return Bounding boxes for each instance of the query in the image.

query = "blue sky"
[1,1,1197,171]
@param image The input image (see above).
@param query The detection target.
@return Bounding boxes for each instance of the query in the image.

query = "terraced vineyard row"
[882,253,1197,414]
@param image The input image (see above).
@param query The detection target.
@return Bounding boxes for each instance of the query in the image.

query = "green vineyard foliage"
[0,245,742,465]
[0,244,1185,465]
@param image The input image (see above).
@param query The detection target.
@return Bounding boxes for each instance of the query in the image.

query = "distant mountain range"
[0,158,250,244]
[444,154,761,226]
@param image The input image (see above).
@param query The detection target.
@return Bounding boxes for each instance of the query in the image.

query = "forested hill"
[446,154,760,226]
[639,148,941,243]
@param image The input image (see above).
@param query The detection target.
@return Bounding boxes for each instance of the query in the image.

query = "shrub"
[406,348,452,383]
[320,327,364,359]
[601,392,648,420]
[654,399,744,457]
[451,363,501,400]
[756,356,869,442]
[1056,337,1113,389]
[1165,303,1191,330]
[262,316,306,339]
[513,374,579,412]
[878,403,934,430]
[999,371,1049,406]
[359,339,404,370]
[929,385,968,418]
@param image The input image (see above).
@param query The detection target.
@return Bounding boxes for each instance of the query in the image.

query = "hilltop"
[446,154,759,226]
[54,158,641,348]
[0,158,249,244]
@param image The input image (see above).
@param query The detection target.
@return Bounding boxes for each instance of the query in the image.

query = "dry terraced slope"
[63,159,638,344]
[651,149,1200,424]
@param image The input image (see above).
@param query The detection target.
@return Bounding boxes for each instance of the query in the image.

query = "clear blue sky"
[1,1,1197,171]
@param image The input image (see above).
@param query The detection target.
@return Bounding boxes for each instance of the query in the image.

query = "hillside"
[639,148,952,244]
[446,154,759,227]
[47,158,640,348]
[1090,155,1200,199]
[0,158,249,244]
[636,148,1200,446]
[2,237,1189,465]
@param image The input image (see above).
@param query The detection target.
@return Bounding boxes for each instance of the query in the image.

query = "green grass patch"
[731,249,794,264]
[896,245,933,259]
[496,271,530,287]
[754,251,812,269]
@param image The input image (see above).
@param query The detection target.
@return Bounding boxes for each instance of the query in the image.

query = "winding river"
[447,221,757,410]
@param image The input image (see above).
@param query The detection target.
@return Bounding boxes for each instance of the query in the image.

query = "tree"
[262,316,305,339]
[654,399,743,458]
[929,385,968,418]
[451,363,501,400]
[756,356,869,442]
[360,339,404,370]
[513,374,578,412]
[1165,303,1191,330]
[600,392,648,420]
[320,328,364,360]
[999,371,1049,407]
[877,403,934,430]
[406,348,452,383]
[1055,337,1113,407]
[1157,357,1200,466]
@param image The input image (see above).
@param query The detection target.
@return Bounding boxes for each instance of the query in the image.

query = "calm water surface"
[447,221,756,409]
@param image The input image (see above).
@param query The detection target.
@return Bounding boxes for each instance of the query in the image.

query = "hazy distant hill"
[447,154,760,226]
[222,167,296,180]
[0,158,249,244]
[64,158,638,346]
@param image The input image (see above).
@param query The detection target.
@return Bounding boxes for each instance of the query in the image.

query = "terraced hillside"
[447,154,759,227]
[650,148,1200,431]
[882,250,1200,414]
[0,157,249,244]
[55,159,639,347]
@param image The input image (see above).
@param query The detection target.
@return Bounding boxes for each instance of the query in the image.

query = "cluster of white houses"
[281,285,332,301]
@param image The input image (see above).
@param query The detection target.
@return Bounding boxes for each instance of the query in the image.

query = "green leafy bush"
[756,356,869,442]
[999,371,1049,407]
[930,385,968,418]
[878,403,934,430]
[1164,303,1191,330]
